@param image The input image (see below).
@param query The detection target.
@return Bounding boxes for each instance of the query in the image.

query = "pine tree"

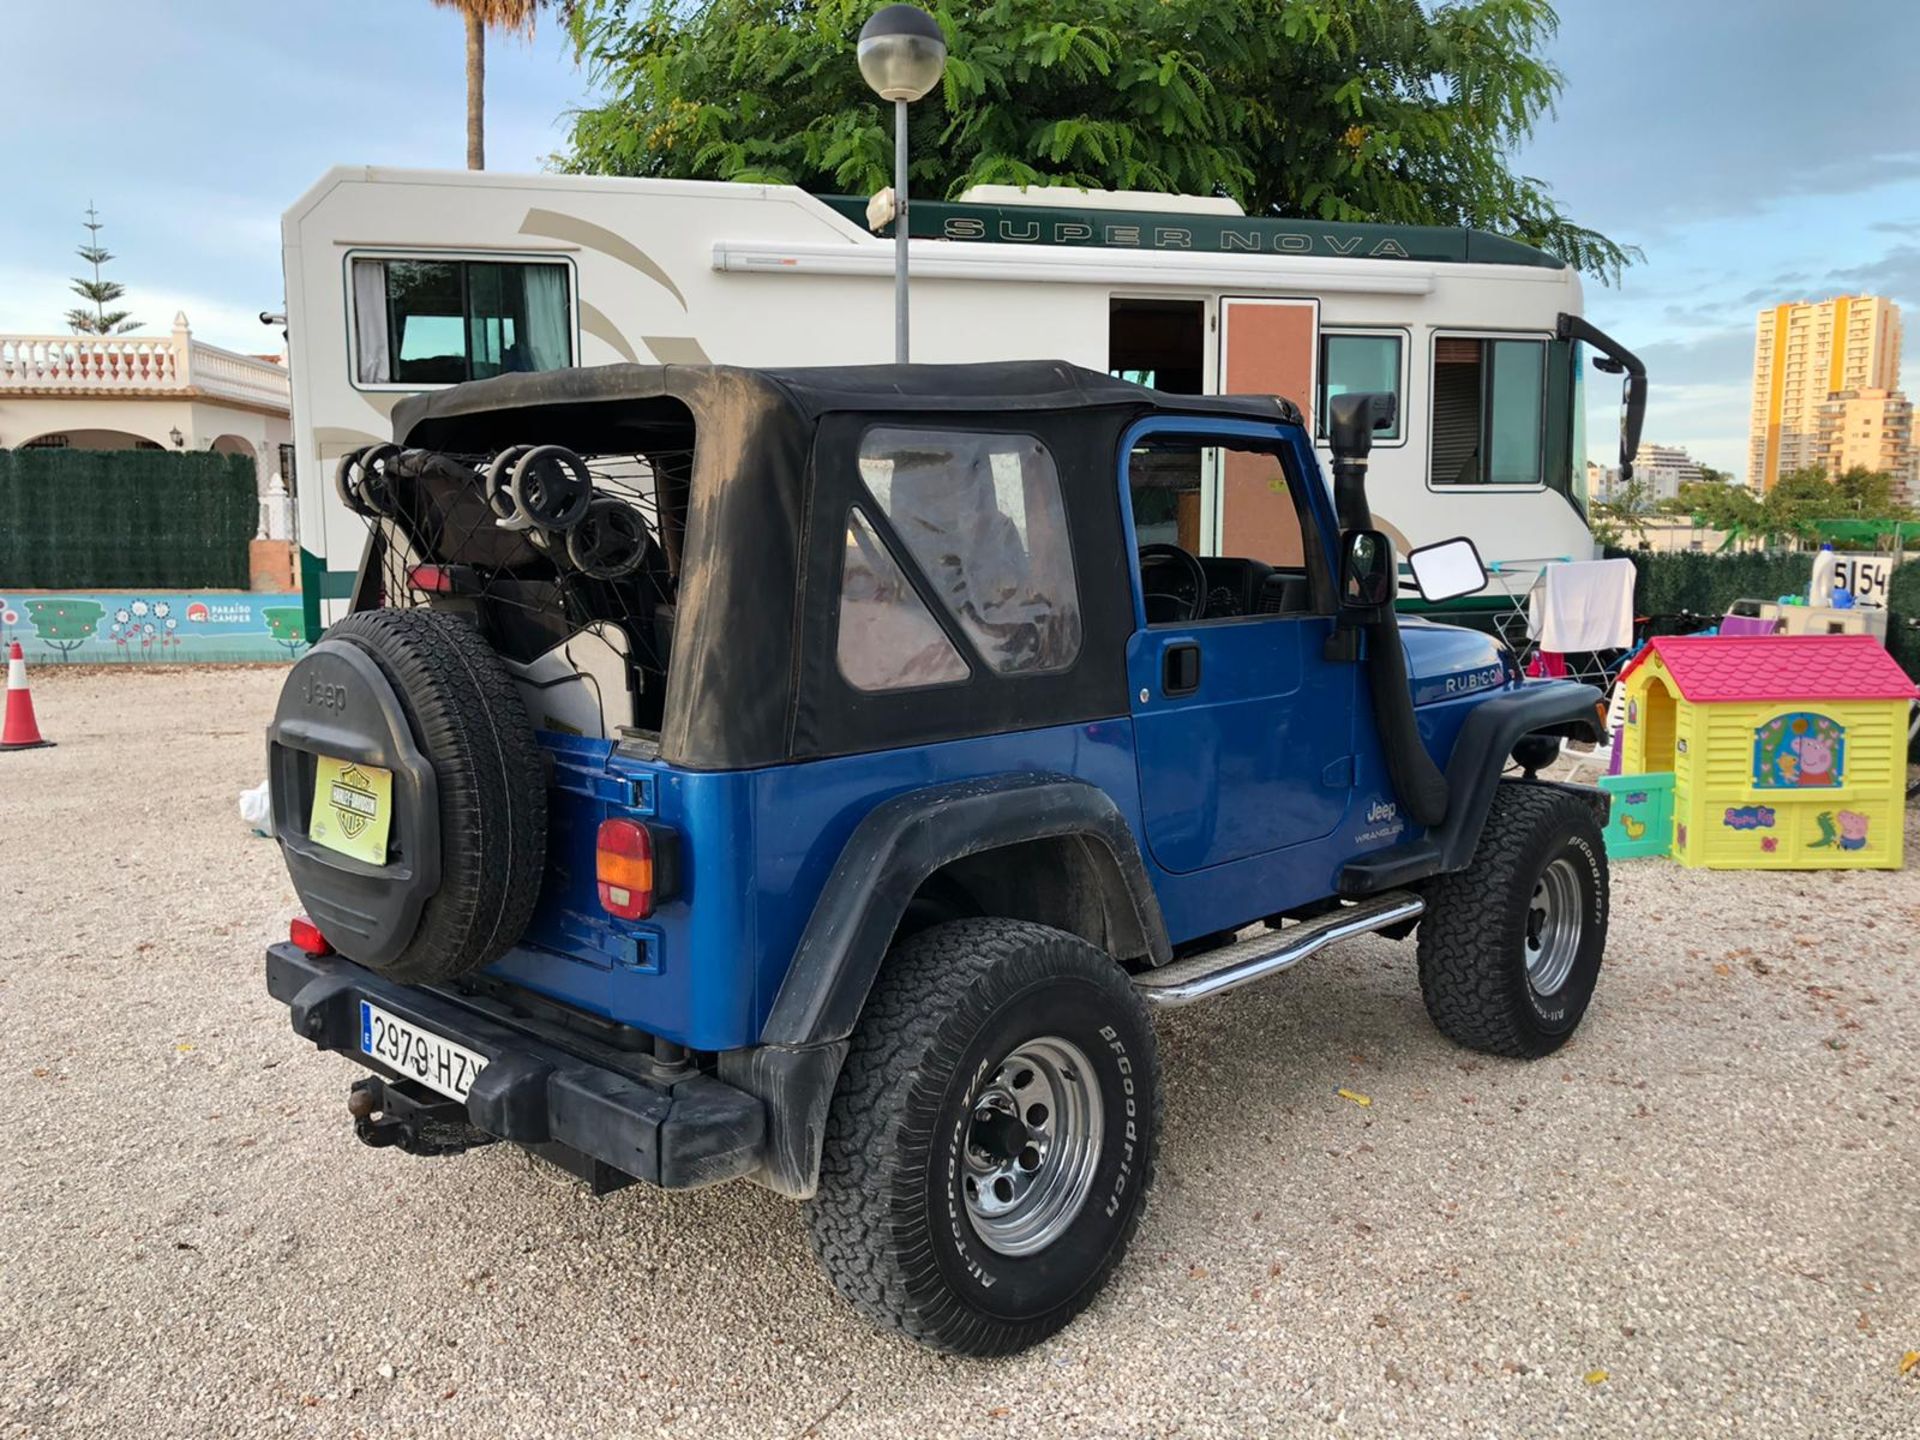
[64,203,138,335]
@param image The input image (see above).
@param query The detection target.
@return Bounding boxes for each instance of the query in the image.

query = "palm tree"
[430,0,545,170]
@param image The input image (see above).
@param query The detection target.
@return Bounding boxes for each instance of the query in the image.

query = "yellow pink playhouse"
[1611,634,1917,870]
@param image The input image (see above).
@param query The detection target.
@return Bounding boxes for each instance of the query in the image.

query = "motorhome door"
[1216,297,1320,561]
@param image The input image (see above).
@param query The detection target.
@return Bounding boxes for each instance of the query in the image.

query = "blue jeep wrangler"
[265,361,1608,1356]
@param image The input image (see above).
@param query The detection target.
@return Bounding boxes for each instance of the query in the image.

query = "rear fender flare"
[758,775,1170,1050]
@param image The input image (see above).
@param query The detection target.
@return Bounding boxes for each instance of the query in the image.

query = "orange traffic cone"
[2,640,53,751]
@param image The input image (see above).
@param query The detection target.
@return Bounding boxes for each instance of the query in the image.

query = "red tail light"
[405,563,478,595]
[290,914,333,956]
[598,818,676,920]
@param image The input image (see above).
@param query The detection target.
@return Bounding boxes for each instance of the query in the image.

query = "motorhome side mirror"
[1407,536,1490,603]
[1618,371,1648,481]
[1341,529,1396,610]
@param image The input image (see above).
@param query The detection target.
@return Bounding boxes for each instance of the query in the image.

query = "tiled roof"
[1618,634,1919,704]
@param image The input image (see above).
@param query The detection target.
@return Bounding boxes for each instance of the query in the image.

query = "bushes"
[1607,547,1815,622]
[0,448,256,589]
[1888,557,1920,683]
[1613,544,1920,695]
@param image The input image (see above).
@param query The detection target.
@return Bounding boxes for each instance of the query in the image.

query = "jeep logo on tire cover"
[302,674,350,712]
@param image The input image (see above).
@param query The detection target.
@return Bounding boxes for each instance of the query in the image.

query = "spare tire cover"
[268,607,546,984]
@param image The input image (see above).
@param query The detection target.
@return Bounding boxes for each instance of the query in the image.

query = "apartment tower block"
[1747,295,1902,490]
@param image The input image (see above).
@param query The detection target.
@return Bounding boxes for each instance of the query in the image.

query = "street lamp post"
[857,4,946,363]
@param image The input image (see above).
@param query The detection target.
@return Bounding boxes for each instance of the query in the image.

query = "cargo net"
[334,443,684,722]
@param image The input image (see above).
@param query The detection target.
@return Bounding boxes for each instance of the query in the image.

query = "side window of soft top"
[835,506,970,693]
[848,427,1084,679]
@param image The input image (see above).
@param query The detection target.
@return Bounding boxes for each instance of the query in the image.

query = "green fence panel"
[0,448,256,589]
[1606,547,1816,621]
[1887,558,1920,683]
[1611,545,1919,758]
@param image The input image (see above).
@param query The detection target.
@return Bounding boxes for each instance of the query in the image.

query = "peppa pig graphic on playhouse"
[1753,712,1845,790]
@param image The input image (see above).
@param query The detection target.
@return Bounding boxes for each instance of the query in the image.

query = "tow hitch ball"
[346,1075,495,1157]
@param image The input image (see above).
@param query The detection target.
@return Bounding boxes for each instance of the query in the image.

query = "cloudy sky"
[1519,0,1920,476]
[4,0,1917,479]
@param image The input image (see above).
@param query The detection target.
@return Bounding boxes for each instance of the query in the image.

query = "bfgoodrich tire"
[313,608,545,985]
[807,919,1160,1356]
[1417,783,1609,1058]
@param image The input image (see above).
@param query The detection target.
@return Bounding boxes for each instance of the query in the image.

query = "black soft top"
[393,362,1307,769]
[393,360,1303,439]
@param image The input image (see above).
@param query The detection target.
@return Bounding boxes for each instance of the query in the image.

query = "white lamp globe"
[857,4,947,103]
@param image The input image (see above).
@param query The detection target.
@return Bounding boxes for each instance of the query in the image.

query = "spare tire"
[268,607,546,985]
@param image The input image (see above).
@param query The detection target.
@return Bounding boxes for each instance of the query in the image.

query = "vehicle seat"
[1259,573,1313,615]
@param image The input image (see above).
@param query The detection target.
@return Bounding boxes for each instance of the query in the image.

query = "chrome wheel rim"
[961,1036,1103,1258]
[1525,856,1584,997]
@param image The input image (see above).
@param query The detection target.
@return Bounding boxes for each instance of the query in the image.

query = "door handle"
[1162,642,1201,697]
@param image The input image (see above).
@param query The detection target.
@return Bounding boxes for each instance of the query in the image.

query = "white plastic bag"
[239,780,273,838]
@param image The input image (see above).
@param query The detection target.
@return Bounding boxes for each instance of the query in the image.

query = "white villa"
[0,311,292,482]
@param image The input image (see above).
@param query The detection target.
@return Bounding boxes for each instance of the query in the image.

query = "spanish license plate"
[360,1001,489,1103]
[309,756,393,866]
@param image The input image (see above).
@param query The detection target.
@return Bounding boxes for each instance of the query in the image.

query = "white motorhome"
[281,166,1644,630]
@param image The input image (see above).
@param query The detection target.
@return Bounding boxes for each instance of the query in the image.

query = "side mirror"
[1618,371,1648,481]
[1561,312,1647,484]
[1407,536,1490,603]
[1341,529,1396,610]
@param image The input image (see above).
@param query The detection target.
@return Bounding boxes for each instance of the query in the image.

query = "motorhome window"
[351,258,571,386]
[1318,333,1402,441]
[857,428,1082,676]
[835,507,970,692]
[1430,336,1546,486]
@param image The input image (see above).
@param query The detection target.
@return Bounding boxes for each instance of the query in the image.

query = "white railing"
[0,312,288,411]
[188,343,290,409]
[0,333,182,390]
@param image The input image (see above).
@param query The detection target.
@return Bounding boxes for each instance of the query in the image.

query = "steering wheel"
[1138,543,1207,624]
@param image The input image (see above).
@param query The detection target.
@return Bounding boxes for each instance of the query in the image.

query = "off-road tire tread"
[806,918,1160,1356]
[327,607,545,984]
[1416,782,1606,1059]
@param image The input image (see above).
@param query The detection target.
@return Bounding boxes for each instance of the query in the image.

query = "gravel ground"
[3,665,1918,1439]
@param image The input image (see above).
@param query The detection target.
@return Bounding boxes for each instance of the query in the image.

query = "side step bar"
[1133,891,1425,1008]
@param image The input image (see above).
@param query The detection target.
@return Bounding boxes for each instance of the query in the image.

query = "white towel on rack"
[1528,558,1636,652]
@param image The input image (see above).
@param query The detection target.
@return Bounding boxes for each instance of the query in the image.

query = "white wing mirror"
[1406,536,1490,603]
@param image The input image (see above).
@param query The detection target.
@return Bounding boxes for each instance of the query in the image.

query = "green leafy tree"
[25,599,104,661]
[1761,468,1842,546]
[560,0,1638,280]
[1664,478,1761,529]
[64,204,137,335]
[1664,468,1915,552]
[1827,465,1914,522]
[1590,473,1655,548]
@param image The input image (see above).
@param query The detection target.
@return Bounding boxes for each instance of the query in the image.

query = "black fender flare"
[1430,680,1609,872]
[758,774,1171,1049]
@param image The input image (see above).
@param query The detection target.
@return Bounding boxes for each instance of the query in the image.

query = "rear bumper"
[265,943,765,1190]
